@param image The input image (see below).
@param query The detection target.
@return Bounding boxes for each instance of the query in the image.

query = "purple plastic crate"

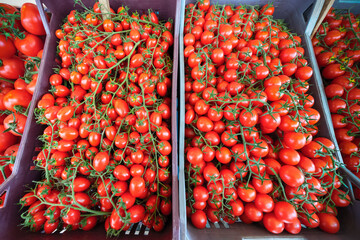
[0,0,180,239]
[0,3,46,202]
[178,0,360,239]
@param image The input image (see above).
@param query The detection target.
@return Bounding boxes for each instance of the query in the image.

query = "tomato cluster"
[184,0,350,235]
[19,2,173,235]
[312,8,360,200]
[0,3,45,204]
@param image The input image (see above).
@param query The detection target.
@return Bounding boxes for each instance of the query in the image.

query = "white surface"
[0,0,36,8]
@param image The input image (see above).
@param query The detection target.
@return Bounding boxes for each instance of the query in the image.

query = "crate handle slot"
[0,191,7,208]
[303,3,314,23]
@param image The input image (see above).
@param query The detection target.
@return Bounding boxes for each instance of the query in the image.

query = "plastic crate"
[178,0,360,239]
[0,3,46,198]
[306,0,360,189]
[0,0,180,239]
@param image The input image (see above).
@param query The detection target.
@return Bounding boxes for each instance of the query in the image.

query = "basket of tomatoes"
[0,0,180,239]
[310,0,360,198]
[179,0,360,239]
[0,2,47,205]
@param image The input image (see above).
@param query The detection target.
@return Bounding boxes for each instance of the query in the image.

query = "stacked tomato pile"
[184,0,350,235]
[0,3,45,199]
[312,8,360,200]
[19,2,173,235]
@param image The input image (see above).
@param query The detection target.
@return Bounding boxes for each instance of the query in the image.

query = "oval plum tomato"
[44,220,59,234]
[324,30,342,46]
[110,208,126,230]
[130,54,144,68]
[318,212,340,234]
[283,132,306,150]
[279,165,304,187]
[0,57,25,79]
[113,99,129,118]
[264,158,281,175]
[249,139,269,158]
[254,194,274,213]
[21,3,46,35]
[285,218,301,234]
[0,34,16,59]
[279,148,300,165]
[93,152,110,172]
[0,125,19,152]
[128,205,145,223]
[57,106,75,122]
[3,89,31,111]
[263,213,284,234]
[62,208,80,225]
[80,216,97,231]
[196,116,214,132]
[229,199,244,216]
[244,202,263,222]
[331,189,350,207]
[322,64,345,79]
[73,177,91,192]
[274,201,297,223]
[129,177,146,198]
[114,165,130,181]
[260,4,275,15]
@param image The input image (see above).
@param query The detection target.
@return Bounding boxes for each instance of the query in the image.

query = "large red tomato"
[14,34,44,57]
[20,3,46,36]
[0,57,25,79]
[0,34,16,59]
[0,125,19,152]
[3,90,32,111]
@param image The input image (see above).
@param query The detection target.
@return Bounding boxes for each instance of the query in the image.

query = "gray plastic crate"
[305,0,360,189]
[179,0,360,239]
[0,0,180,239]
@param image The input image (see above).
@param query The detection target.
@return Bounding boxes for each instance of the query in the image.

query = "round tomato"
[14,34,43,57]
[3,113,27,136]
[191,210,207,229]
